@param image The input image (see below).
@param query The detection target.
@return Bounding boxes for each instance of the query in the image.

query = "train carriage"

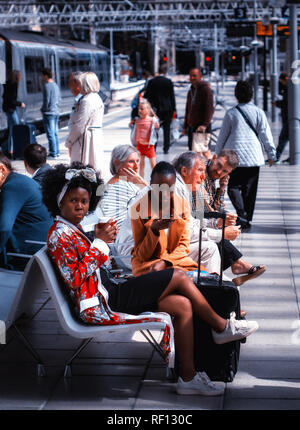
[0,30,111,135]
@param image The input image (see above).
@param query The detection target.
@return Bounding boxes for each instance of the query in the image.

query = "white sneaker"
[212,312,259,345]
[176,371,224,396]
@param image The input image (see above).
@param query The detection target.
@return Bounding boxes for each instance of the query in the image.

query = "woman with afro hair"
[41,161,258,397]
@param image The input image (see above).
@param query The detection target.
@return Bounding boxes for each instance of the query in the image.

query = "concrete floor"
[1,79,300,415]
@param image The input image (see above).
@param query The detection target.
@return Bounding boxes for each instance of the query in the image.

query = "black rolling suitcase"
[192,211,244,382]
[12,122,36,159]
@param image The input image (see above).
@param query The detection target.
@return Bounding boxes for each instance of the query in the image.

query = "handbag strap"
[235,105,259,138]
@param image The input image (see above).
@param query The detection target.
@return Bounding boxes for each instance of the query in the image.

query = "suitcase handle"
[197,211,226,287]
[204,211,226,220]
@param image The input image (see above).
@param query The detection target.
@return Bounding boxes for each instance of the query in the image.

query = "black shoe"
[282,158,290,164]
[163,149,169,154]
[241,221,251,231]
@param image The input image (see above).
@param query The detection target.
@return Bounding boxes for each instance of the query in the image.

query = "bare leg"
[231,258,253,275]
[139,156,145,178]
[158,269,226,333]
[149,156,156,170]
[158,294,195,381]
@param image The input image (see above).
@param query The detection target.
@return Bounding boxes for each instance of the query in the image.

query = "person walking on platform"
[41,68,61,159]
[215,80,276,230]
[1,70,25,159]
[182,68,214,160]
[144,64,176,154]
[274,72,289,164]
[65,71,104,175]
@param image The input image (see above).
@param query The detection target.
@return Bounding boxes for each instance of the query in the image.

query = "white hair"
[110,144,139,175]
[80,71,100,94]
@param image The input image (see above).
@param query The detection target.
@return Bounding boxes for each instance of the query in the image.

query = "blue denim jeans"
[43,114,60,157]
[4,110,20,154]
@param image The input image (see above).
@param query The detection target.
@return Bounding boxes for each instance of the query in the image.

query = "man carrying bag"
[182,67,214,160]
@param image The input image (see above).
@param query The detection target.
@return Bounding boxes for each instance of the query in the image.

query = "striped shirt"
[100,179,148,229]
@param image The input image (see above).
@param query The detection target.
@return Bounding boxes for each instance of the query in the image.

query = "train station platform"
[1,79,300,415]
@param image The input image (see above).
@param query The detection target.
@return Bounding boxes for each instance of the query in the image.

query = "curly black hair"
[41,161,104,217]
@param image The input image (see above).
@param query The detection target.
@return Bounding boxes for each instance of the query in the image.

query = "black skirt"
[104,268,174,316]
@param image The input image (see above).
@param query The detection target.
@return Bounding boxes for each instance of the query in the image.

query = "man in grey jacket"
[41,68,61,158]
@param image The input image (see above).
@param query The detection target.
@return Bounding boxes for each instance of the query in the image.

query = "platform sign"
[234,7,247,20]
[257,20,300,37]
[277,25,300,35]
[256,21,273,36]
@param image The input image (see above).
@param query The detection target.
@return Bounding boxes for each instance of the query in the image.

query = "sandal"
[232,265,266,287]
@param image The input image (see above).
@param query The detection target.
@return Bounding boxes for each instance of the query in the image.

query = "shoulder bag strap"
[235,105,259,138]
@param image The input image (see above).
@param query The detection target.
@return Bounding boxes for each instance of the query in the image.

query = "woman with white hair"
[65,71,104,174]
[100,144,148,228]
[98,144,149,266]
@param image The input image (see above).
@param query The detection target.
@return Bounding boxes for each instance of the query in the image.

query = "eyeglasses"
[65,167,97,183]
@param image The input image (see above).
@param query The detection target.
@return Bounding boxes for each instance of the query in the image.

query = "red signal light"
[205,56,212,62]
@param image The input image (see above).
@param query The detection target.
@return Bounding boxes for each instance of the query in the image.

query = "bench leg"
[64,338,93,378]
[12,323,46,377]
[140,329,166,362]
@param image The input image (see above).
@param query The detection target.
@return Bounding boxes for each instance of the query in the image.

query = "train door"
[50,52,57,82]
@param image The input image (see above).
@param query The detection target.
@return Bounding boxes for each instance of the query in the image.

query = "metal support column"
[253,0,259,105]
[263,36,268,112]
[214,23,219,99]
[288,4,300,165]
[240,38,246,81]
[271,16,279,122]
[110,30,114,84]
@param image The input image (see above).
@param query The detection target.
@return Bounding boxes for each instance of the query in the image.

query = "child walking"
[131,99,159,178]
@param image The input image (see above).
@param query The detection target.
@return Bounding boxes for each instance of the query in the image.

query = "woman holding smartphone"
[130,161,204,277]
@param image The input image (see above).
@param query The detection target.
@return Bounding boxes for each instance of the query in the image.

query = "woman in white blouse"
[65,71,104,175]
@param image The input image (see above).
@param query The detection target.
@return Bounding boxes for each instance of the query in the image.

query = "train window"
[25,56,44,94]
[59,58,91,89]
[96,57,106,83]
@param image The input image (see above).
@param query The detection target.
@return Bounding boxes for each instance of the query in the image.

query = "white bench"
[0,247,174,378]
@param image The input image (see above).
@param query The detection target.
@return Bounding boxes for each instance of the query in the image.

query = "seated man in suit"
[24,143,52,187]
